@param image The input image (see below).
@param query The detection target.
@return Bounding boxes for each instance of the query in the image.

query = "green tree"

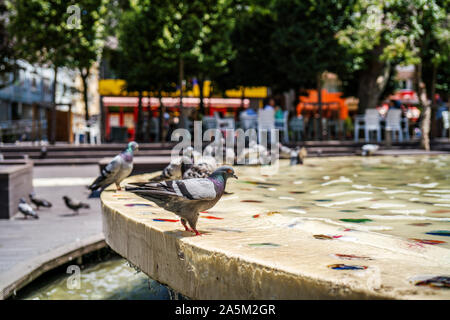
[0,1,19,89]
[115,0,177,142]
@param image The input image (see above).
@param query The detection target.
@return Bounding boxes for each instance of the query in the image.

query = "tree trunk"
[50,66,58,145]
[159,89,165,143]
[357,45,391,114]
[80,69,90,123]
[414,63,431,151]
[136,91,143,142]
[429,64,438,139]
[317,73,323,141]
[198,76,205,116]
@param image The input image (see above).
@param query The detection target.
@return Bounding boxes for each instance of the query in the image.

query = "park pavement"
[0,165,103,277]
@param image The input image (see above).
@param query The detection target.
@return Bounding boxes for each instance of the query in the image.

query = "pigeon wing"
[89,155,122,190]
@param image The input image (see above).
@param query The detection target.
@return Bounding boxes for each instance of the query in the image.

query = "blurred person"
[263,97,275,111]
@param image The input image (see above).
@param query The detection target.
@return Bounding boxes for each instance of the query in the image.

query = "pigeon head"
[210,166,238,180]
[29,192,35,198]
[19,197,26,203]
[127,141,139,152]
[62,196,69,202]
[180,156,193,174]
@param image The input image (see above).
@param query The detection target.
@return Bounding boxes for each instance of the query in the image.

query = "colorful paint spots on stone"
[200,216,224,220]
[425,230,450,237]
[289,191,305,194]
[315,199,333,202]
[432,210,450,214]
[409,223,432,227]
[125,203,152,207]
[248,243,281,247]
[252,214,260,218]
[153,218,179,222]
[339,218,373,223]
[415,276,450,289]
[409,238,446,245]
[314,234,342,240]
[241,200,263,203]
[328,264,368,270]
[332,254,373,261]
[266,211,280,216]
[339,210,358,213]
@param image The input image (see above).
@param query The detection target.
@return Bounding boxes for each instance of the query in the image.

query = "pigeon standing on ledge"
[18,198,39,219]
[126,166,238,236]
[278,143,307,165]
[63,196,90,214]
[29,192,52,210]
[88,141,139,192]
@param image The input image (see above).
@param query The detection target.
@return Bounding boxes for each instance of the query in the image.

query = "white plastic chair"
[385,109,403,142]
[442,111,449,138]
[258,109,275,143]
[364,109,381,142]
[88,124,101,145]
[275,110,289,143]
[239,111,258,131]
[354,114,365,142]
[214,112,235,130]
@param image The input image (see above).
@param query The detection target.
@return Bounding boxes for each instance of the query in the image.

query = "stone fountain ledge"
[102,167,450,300]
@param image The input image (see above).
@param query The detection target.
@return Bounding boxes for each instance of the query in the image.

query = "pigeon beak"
[233,174,238,179]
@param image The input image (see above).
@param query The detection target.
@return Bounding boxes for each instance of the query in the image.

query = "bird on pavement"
[88,141,139,192]
[18,198,39,219]
[361,144,379,156]
[278,143,307,165]
[29,192,52,210]
[126,166,238,236]
[63,196,90,214]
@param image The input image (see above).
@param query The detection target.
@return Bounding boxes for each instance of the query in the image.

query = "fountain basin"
[101,157,450,299]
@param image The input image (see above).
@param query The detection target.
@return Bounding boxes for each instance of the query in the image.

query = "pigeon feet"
[192,228,202,236]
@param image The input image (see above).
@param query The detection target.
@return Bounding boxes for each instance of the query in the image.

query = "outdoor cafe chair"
[214,112,235,130]
[443,111,450,138]
[257,108,276,143]
[275,110,289,143]
[202,116,217,131]
[364,109,381,142]
[149,117,160,141]
[289,116,304,141]
[385,109,403,142]
[239,111,258,131]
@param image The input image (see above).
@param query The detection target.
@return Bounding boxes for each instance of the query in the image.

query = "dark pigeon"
[18,198,39,219]
[126,166,238,236]
[63,196,90,214]
[29,192,52,210]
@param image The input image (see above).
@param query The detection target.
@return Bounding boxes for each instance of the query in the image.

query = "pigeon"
[151,154,218,182]
[237,140,270,165]
[88,141,139,192]
[361,144,379,156]
[63,196,90,214]
[126,166,238,236]
[149,156,188,182]
[278,143,307,165]
[29,192,52,210]
[18,198,39,219]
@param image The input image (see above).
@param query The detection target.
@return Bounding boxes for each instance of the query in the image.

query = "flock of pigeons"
[84,140,307,236]
[17,193,90,219]
[17,139,377,229]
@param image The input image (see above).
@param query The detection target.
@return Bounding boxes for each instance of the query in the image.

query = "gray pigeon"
[361,144,379,156]
[63,196,90,214]
[278,143,307,165]
[126,166,238,236]
[149,156,190,182]
[18,198,39,219]
[88,141,138,192]
[29,192,52,210]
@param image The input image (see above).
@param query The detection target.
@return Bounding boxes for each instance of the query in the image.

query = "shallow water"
[19,258,171,300]
[232,155,450,249]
